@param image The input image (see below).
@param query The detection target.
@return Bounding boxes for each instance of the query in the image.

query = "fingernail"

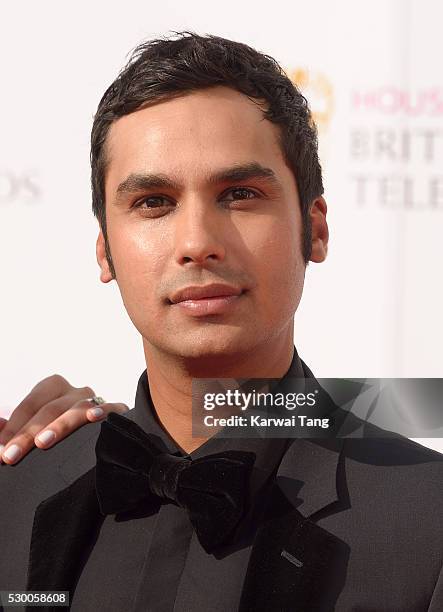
[0,444,4,462]
[88,407,104,418]
[3,444,21,463]
[36,430,56,445]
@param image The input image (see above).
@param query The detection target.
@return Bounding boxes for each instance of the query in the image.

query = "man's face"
[97,86,327,361]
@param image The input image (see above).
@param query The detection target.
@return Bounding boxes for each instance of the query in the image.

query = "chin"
[158,325,259,361]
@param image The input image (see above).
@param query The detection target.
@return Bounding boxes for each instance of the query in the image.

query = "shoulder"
[280,430,443,513]
[342,432,443,478]
[0,419,103,501]
[341,433,443,505]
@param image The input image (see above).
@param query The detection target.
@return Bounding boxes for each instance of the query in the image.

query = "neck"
[142,329,295,453]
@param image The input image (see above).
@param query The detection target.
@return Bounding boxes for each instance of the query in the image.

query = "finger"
[0,394,89,464]
[0,374,70,444]
[85,402,130,422]
[0,378,93,446]
[34,401,129,448]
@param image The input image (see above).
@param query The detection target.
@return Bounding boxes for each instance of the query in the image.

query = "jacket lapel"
[23,391,156,608]
[239,438,346,612]
[239,360,348,611]
[24,396,152,608]
[25,428,104,609]
[26,468,104,592]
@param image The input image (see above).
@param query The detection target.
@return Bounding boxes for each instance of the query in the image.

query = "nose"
[173,198,226,266]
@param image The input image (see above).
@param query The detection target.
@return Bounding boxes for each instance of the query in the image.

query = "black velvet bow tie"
[95,412,256,554]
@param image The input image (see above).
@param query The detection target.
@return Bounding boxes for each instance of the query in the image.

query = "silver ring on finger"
[87,396,106,406]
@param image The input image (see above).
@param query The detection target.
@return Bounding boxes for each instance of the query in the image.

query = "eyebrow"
[114,162,282,204]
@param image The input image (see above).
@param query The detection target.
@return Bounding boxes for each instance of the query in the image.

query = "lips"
[169,283,243,304]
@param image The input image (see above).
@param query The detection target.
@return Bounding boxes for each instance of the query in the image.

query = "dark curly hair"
[91,31,323,276]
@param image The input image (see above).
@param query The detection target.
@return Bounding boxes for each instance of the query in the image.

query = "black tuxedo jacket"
[1,362,442,611]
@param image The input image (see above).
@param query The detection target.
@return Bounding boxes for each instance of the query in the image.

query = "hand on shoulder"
[0,375,128,465]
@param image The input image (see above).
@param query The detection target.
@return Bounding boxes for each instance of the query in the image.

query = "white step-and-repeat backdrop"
[1,1,442,450]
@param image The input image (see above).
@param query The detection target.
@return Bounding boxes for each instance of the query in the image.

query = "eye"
[219,187,261,204]
[133,195,173,209]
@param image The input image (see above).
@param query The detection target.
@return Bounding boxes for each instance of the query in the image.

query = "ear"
[309,196,329,263]
[96,230,114,283]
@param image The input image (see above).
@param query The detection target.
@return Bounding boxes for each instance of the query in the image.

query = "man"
[0,32,442,611]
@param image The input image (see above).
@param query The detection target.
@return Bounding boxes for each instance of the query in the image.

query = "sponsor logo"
[289,68,334,131]
[0,171,41,205]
